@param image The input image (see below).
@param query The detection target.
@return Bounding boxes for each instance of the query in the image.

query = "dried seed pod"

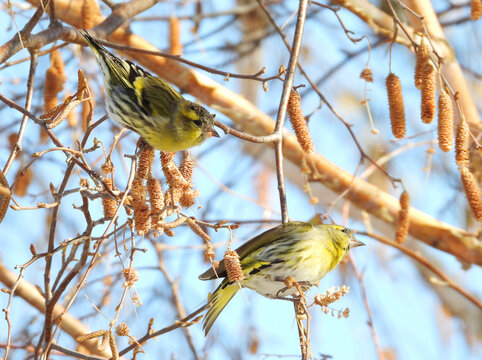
[414,36,431,90]
[437,90,454,152]
[8,133,17,151]
[102,178,117,219]
[455,120,470,167]
[169,16,182,56]
[224,250,244,282]
[137,145,155,180]
[359,67,373,82]
[122,268,139,287]
[13,167,33,197]
[0,171,10,224]
[395,191,410,244]
[460,166,482,221]
[287,89,315,154]
[421,63,436,124]
[115,323,129,337]
[386,73,406,138]
[471,0,482,20]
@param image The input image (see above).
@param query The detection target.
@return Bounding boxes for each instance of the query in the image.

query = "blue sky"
[0,1,481,359]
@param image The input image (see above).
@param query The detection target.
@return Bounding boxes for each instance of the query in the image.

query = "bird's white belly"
[242,261,327,298]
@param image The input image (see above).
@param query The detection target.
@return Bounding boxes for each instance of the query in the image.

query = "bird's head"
[178,101,219,146]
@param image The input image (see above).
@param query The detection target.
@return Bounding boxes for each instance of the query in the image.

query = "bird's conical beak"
[208,128,220,138]
[349,238,365,248]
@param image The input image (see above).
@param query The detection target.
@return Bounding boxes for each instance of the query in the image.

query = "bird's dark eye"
[341,228,348,233]
[193,120,202,127]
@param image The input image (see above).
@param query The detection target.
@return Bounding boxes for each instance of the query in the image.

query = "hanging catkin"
[471,0,482,20]
[386,73,406,139]
[420,63,436,124]
[414,36,430,90]
[455,120,470,167]
[437,90,454,152]
[395,191,410,244]
[287,90,315,153]
[460,167,482,221]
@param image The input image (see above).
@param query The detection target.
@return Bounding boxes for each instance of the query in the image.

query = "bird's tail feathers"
[78,29,107,58]
[203,280,239,336]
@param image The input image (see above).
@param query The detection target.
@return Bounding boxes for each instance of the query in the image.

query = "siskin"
[199,221,364,335]
[79,30,219,152]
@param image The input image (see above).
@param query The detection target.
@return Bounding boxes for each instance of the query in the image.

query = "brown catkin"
[131,177,151,235]
[471,0,482,20]
[224,250,244,282]
[421,63,436,124]
[386,73,406,138]
[414,36,431,90]
[455,120,470,167]
[147,177,164,216]
[161,152,189,189]
[179,157,194,182]
[81,0,102,29]
[133,200,151,235]
[43,50,65,142]
[44,50,65,112]
[460,166,482,221]
[169,16,183,56]
[180,189,200,208]
[102,178,117,219]
[137,146,155,180]
[395,191,410,244]
[437,90,454,152]
[287,90,315,153]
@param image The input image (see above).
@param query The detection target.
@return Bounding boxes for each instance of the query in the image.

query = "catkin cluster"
[128,146,201,235]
